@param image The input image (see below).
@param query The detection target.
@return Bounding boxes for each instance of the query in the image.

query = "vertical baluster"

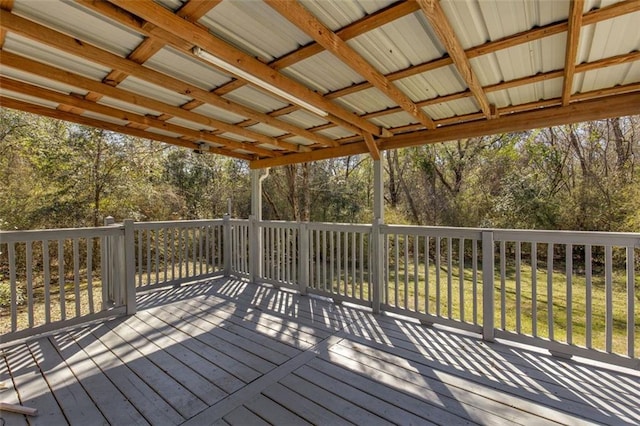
[515,241,521,334]
[26,241,34,327]
[531,242,538,337]
[73,238,80,317]
[163,228,168,281]
[199,226,204,276]
[8,242,17,331]
[403,234,409,309]
[359,232,364,300]
[271,226,276,280]
[87,238,94,314]
[137,229,143,288]
[566,244,573,345]
[43,240,51,323]
[384,233,389,304]
[500,240,506,330]
[626,246,635,358]
[192,227,197,276]
[447,237,453,319]
[605,245,613,353]
[330,231,335,293]
[336,230,342,293]
[146,229,152,285]
[100,233,107,310]
[170,228,176,281]
[179,228,184,279]
[155,229,160,284]
[322,230,327,291]
[58,239,66,321]
[414,235,419,312]
[435,236,441,317]
[472,239,478,324]
[352,231,356,298]
[547,243,554,341]
[394,233,399,307]
[459,238,465,322]
[425,236,430,315]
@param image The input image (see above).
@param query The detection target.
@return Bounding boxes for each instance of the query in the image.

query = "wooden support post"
[372,159,384,314]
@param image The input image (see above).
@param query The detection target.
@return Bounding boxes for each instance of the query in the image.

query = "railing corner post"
[249,215,257,284]
[223,214,231,276]
[299,222,309,296]
[123,219,136,315]
[482,230,495,342]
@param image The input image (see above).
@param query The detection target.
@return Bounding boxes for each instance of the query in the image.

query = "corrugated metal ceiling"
[0,0,637,165]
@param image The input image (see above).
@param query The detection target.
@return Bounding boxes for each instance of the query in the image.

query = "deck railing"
[2,218,638,368]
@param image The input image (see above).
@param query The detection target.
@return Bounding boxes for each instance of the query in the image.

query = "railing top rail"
[382,224,483,240]
[0,225,122,243]
[133,219,224,229]
[493,229,640,247]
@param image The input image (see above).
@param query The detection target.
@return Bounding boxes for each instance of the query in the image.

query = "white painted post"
[482,231,495,342]
[299,222,309,295]
[372,159,384,314]
[123,219,136,315]
[223,214,231,276]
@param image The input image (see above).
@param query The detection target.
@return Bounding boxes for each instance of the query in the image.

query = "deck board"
[2,277,639,426]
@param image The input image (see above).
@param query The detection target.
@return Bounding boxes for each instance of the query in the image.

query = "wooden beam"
[77,1,341,148]
[251,92,640,168]
[175,0,221,21]
[0,76,281,158]
[214,1,420,96]
[265,0,435,131]
[0,402,38,416]
[363,132,381,160]
[107,0,388,138]
[0,12,316,152]
[416,0,492,118]
[562,0,584,106]
[0,52,302,155]
[0,0,14,47]
[1,97,254,160]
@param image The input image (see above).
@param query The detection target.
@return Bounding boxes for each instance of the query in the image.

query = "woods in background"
[1,108,638,232]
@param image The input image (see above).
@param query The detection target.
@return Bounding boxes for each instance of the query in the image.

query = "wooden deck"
[2,278,639,426]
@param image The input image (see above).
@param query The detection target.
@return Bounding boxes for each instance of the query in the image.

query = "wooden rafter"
[251,92,640,168]
[0,96,253,161]
[77,1,342,148]
[0,77,281,158]
[363,133,381,160]
[265,0,435,131]
[213,1,420,96]
[0,10,317,153]
[562,0,585,106]
[416,0,493,118]
[107,0,390,138]
[0,0,14,47]
[0,51,315,158]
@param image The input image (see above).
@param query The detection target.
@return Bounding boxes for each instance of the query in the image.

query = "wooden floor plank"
[330,339,600,425]
[69,325,184,425]
[27,337,108,425]
[223,405,271,426]
[167,300,293,365]
[133,311,248,393]
[297,361,441,426]
[0,345,30,426]
[243,394,312,426]
[103,318,228,406]
[279,373,397,425]
[49,333,149,425]
[142,307,271,379]
[137,311,260,392]
[262,382,354,425]
[94,322,207,419]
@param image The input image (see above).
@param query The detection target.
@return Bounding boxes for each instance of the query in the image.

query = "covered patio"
[1,0,640,424]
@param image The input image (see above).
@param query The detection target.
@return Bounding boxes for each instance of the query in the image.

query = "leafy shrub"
[0,281,24,307]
